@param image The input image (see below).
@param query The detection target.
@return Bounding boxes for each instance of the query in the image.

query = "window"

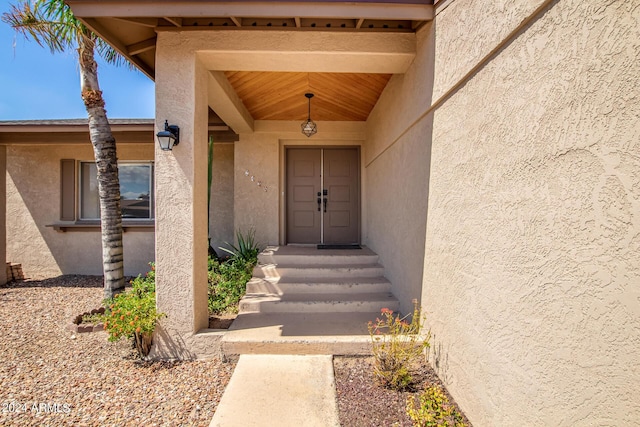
[79,162,154,220]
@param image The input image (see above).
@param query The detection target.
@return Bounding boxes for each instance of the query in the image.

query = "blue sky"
[0,1,155,120]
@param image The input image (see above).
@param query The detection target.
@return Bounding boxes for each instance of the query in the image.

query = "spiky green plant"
[219,228,261,264]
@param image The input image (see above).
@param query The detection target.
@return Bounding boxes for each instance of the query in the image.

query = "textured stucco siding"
[423,0,640,424]
[432,0,548,100]
[6,144,155,277]
[209,143,235,252]
[233,133,280,247]
[365,23,434,315]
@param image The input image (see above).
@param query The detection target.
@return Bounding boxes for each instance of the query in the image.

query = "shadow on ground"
[1,275,105,289]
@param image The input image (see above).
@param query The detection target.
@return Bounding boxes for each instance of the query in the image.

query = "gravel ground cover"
[0,276,235,427]
[334,356,471,427]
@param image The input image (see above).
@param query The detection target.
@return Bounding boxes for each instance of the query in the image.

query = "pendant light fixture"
[301,93,317,137]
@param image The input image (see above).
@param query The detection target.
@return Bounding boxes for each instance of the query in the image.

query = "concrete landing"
[222,311,377,355]
[209,354,340,427]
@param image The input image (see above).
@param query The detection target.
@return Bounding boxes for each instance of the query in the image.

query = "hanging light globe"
[301,93,317,137]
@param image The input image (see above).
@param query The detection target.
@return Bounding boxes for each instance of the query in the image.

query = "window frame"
[78,160,155,221]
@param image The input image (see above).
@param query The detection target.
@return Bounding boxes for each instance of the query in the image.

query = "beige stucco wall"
[6,144,155,278]
[209,143,235,252]
[0,146,6,285]
[233,133,281,247]
[423,0,640,424]
[364,23,434,315]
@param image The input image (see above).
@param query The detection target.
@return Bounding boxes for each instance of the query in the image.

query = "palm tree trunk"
[79,34,125,299]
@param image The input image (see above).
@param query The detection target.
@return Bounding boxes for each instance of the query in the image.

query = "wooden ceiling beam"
[80,17,155,79]
[163,17,183,27]
[127,37,157,56]
[111,17,158,27]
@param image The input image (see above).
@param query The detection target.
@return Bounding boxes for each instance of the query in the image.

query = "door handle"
[323,197,328,213]
[317,192,322,212]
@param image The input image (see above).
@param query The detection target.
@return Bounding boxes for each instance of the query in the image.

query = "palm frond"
[2,0,134,69]
[1,0,76,53]
[95,38,134,69]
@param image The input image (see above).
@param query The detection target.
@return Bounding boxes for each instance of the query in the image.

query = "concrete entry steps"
[221,245,399,356]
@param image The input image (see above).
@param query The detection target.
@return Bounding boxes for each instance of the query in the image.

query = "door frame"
[280,143,362,245]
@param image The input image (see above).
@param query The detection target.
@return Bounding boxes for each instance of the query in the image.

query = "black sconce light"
[156,120,180,151]
[301,93,317,137]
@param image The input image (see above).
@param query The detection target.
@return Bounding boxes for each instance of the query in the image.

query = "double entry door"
[286,147,360,245]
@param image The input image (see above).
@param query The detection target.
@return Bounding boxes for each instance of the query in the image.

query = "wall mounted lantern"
[301,93,317,137]
[156,120,180,151]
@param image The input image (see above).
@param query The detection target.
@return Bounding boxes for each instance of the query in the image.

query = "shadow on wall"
[364,20,436,316]
[430,337,451,385]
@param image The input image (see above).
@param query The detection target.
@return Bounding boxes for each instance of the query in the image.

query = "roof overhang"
[64,1,434,126]
[66,0,434,80]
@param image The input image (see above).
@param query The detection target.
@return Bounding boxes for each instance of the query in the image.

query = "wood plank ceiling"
[224,71,392,121]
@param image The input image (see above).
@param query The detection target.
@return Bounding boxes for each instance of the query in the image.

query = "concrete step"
[245,276,392,295]
[254,263,386,279]
[259,246,379,266]
[221,312,378,356]
[238,291,400,314]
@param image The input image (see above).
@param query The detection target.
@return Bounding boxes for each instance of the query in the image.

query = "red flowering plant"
[103,263,165,358]
[367,299,430,390]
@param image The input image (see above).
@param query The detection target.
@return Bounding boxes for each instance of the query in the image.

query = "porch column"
[152,33,209,359]
[0,146,6,286]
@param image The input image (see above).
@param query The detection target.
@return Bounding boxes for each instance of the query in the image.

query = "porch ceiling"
[67,0,433,123]
[225,72,392,121]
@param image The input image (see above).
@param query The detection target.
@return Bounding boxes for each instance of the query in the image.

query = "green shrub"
[103,263,165,358]
[407,384,467,427]
[368,300,430,390]
[207,256,255,315]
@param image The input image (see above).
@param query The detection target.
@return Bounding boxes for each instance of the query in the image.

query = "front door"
[286,147,360,244]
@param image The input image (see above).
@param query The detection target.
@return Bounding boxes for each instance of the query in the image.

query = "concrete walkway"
[209,354,340,427]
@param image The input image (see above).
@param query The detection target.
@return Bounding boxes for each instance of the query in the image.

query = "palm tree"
[3,0,126,299]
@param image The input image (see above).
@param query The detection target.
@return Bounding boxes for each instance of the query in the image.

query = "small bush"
[368,300,430,390]
[407,384,467,427]
[103,263,165,358]
[208,256,255,315]
[209,229,260,315]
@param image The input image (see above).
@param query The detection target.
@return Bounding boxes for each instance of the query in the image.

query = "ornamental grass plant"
[368,300,430,391]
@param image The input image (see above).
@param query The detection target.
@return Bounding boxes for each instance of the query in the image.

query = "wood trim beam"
[294,17,301,28]
[80,17,155,79]
[356,18,364,29]
[230,16,242,27]
[111,17,158,27]
[68,2,434,21]
[127,37,157,56]
[163,17,182,27]
[207,71,254,134]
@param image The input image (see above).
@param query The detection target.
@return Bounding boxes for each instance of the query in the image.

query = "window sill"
[46,221,155,233]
